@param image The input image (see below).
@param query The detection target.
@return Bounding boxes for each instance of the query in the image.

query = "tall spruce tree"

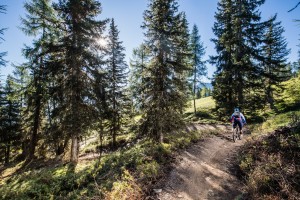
[0,4,7,67]
[105,19,129,147]
[211,0,236,116]
[0,76,21,164]
[190,24,206,114]
[129,43,150,112]
[211,0,267,117]
[11,65,31,159]
[261,14,290,111]
[140,0,190,142]
[55,0,106,163]
[20,0,59,160]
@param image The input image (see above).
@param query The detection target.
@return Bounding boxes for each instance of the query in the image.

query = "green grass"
[185,96,216,113]
[185,96,219,123]
[250,110,300,135]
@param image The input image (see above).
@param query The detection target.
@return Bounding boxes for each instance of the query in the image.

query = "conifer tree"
[211,0,268,116]
[0,76,21,164]
[211,0,236,116]
[129,43,150,112]
[261,14,290,111]
[190,24,206,114]
[11,65,31,158]
[175,12,191,114]
[140,0,190,142]
[0,4,7,67]
[105,19,129,147]
[55,0,107,163]
[20,0,59,160]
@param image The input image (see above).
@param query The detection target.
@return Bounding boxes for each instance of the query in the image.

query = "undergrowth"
[0,126,217,199]
[239,122,300,200]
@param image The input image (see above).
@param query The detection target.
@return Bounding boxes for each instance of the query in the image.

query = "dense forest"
[0,0,299,199]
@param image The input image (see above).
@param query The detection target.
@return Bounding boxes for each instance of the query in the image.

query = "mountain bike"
[232,124,241,142]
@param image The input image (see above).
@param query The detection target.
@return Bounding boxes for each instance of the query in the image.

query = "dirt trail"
[154,125,248,200]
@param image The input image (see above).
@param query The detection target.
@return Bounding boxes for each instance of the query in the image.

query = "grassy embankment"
[0,97,219,199]
[239,109,300,199]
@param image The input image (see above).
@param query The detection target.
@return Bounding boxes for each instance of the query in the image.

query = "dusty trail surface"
[154,125,248,200]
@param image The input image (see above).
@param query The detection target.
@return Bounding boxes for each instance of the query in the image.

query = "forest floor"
[151,125,250,200]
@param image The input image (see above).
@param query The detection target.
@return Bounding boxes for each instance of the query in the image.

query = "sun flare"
[96,37,108,47]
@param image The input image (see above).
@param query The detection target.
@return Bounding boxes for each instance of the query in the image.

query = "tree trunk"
[159,127,163,143]
[70,135,79,164]
[4,143,10,164]
[193,65,197,115]
[266,85,278,112]
[29,91,41,160]
[99,122,104,158]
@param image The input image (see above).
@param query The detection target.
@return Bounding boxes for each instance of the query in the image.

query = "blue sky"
[1,0,299,82]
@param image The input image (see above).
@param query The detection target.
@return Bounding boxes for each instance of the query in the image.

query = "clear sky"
[1,0,299,82]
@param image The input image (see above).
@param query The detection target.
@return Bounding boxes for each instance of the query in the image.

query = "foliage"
[0,4,7,66]
[189,24,207,114]
[129,43,151,112]
[20,0,63,160]
[0,76,21,164]
[139,0,190,142]
[261,14,290,111]
[0,122,219,199]
[275,73,300,111]
[211,0,284,117]
[260,110,300,132]
[104,18,130,148]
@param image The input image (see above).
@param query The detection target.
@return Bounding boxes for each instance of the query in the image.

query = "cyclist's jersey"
[231,112,246,124]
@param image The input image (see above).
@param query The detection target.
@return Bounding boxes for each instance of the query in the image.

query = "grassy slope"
[185,96,216,113]
[239,110,300,200]
[185,96,218,123]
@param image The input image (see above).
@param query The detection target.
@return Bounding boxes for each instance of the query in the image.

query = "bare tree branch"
[288,1,300,12]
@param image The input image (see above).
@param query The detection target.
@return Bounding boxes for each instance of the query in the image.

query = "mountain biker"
[230,108,246,134]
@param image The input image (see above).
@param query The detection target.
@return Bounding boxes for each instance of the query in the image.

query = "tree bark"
[4,143,10,164]
[70,135,79,164]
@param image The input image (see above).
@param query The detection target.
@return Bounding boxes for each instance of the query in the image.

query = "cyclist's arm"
[241,113,246,124]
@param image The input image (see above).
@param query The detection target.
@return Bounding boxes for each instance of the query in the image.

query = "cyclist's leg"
[237,120,243,134]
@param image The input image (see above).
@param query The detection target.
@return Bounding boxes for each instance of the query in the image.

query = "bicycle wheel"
[232,126,237,142]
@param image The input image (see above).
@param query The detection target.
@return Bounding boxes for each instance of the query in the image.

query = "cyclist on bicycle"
[230,108,246,134]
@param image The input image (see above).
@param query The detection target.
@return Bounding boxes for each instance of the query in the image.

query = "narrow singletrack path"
[155,127,248,200]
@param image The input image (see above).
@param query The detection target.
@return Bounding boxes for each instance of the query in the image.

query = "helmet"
[234,108,239,112]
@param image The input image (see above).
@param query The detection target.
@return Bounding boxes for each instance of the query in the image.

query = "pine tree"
[211,0,236,116]
[261,14,290,111]
[129,43,150,112]
[11,65,31,159]
[211,0,268,117]
[190,24,206,114]
[55,0,107,163]
[0,4,7,67]
[0,76,21,164]
[20,0,59,160]
[140,0,190,142]
[105,19,130,148]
